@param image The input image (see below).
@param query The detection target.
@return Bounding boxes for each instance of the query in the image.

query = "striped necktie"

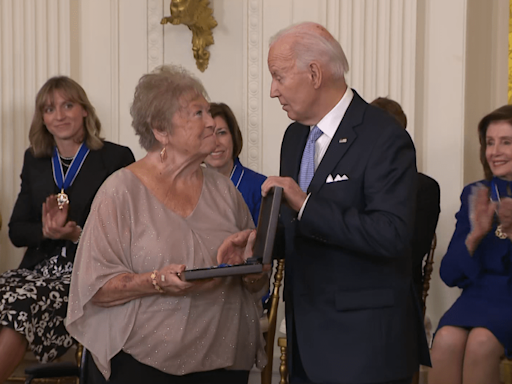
[298,125,323,192]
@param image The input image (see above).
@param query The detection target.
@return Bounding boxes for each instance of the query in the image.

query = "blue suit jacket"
[278,91,430,383]
[231,158,266,225]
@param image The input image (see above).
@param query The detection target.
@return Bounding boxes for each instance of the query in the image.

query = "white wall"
[0,0,508,369]
[0,0,72,270]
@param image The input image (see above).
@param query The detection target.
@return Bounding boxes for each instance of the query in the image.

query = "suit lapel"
[288,123,310,181]
[308,91,367,193]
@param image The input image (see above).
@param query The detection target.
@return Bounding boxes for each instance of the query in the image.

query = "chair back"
[421,233,437,318]
[77,343,88,384]
[261,259,285,384]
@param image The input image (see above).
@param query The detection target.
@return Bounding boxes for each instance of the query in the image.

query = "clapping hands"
[42,195,81,242]
[498,197,512,237]
[466,185,497,254]
[468,185,496,239]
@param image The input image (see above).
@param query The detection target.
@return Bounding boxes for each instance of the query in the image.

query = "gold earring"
[160,147,167,163]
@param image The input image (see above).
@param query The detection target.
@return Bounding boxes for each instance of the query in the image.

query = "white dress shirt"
[298,87,354,219]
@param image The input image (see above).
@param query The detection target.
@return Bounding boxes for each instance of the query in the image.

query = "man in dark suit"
[370,97,441,306]
[262,22,430,384]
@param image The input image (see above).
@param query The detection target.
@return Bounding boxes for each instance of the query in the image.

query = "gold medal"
[56,189,69,210]
[495,224,508,239]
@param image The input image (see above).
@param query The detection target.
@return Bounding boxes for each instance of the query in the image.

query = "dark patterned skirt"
[0,249,75,362]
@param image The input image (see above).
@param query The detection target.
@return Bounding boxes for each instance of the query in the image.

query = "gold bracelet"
[72,226,82,245]
[150,270,164,293]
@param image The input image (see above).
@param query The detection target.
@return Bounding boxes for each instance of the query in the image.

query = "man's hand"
[262,176,307,212]
[217,229,256,265]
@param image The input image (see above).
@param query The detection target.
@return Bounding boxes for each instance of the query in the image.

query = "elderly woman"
[66,65,267,384]
[0,76,134,382]
[429,105,512,384]
[204,103,266,224]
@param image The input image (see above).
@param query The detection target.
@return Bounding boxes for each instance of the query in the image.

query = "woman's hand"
[42,195,81,241]
[217,229,256,266]
[466,185,496,254]
[498,197,512,238]
[156,264,221,296]
[242,264,271,293]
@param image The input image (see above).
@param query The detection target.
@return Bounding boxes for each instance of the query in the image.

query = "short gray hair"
[130,64,208,151]
[269,22,349,81]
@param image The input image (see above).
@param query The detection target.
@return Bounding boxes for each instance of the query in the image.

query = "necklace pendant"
[56,189,69,210]
[496,224,508,239]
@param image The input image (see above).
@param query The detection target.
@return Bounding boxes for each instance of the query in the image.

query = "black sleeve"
[8,150,45,248]
[411,175,441,263]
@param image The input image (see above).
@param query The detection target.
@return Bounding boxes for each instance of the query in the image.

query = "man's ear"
[309,61,322,89]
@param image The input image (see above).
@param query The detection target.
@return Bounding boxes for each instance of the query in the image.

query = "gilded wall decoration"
[161,0,217,72]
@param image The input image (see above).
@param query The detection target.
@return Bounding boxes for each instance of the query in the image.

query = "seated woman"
[65,65,268,384]
[0,76,134,382]
[429,105,512,384]
[204,102,266,224]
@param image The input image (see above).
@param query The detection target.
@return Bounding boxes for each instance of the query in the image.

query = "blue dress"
[437,178,512,355]
[230,158,266,225]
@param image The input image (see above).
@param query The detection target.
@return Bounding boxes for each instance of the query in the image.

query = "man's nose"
[270,80,279,98]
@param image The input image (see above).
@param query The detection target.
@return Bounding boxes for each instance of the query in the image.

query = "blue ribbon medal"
[52,142,90,209]
[490,178,508,239]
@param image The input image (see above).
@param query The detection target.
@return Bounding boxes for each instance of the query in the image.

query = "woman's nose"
[205,114,215,129]
[55,107,64,120]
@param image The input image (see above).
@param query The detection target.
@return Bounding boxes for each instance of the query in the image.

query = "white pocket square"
[326,174,349,183]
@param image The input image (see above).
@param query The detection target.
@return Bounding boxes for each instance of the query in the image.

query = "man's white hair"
[269,22,349,80]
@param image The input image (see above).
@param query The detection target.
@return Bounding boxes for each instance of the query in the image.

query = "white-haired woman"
[66,65,267,384]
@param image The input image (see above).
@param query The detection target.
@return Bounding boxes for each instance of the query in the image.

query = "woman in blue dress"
[204,103,266,224]
[429,105,512,384]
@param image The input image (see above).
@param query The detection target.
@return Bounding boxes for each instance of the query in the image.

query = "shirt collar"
[313,87,354,138]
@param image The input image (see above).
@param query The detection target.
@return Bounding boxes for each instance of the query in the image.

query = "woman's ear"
[152,128,169,146]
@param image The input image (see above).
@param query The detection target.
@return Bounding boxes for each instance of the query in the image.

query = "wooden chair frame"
[261,259,285,384]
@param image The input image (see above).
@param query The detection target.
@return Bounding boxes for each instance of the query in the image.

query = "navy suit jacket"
[279,91,430,383]
[9,141,135,269]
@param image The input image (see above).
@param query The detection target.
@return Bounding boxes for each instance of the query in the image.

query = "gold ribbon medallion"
[496,224,508,239]
[56,189,69,210]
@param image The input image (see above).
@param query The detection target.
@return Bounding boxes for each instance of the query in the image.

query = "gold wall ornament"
[161,0,218,72]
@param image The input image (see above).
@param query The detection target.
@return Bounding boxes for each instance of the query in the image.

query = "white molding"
[402,0,417,139]
[58,0,70,75]
[246,0,262,171]
[147,0,164,72]
[0,0,72,271]
[110,0,120,142]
